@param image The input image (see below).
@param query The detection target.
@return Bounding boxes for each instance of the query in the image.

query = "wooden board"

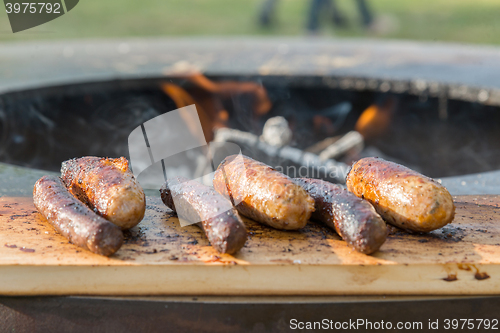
[1,195,500,296]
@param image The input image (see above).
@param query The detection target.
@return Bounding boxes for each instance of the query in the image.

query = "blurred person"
[258,0,374,33]
[307,0,373,33]
[258,0,278,27]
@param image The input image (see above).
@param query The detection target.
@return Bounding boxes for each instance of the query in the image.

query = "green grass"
[0,0,499,44]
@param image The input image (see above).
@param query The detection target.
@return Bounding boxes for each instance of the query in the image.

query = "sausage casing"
[61,156,146,230]
[295,178,387,254]
[160,176,247,254]
[33,175,124,256]
[346,157,455,232]
[213,155,315,230]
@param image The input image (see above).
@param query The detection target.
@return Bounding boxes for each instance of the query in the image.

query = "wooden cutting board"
[0,195,499,296]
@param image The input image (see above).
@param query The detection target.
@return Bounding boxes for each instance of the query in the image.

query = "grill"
[3,37,500,331]
[2,39,500,187]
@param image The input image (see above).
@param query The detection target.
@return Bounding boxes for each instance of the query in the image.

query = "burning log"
[305,137,341,155]
[318,131,364,161]
[213,128,349,184]
[260,116,292,148]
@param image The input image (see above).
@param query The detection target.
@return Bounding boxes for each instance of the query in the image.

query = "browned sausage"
[346,157,455,232]
[61,156,146,230]
[295,178,387,254]
[213,155,315,230]
[160,177,247,254]
[33,175,124,256]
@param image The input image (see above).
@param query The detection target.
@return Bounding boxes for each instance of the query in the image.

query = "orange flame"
[185,73,272,116]
[161,73,272,142]
[355,97,396,140]
[161,83,214,142]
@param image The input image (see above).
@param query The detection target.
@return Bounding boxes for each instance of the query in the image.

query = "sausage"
[160,177,247,254]
[346,157,455,232]
[295,178,387,254]
[61,156,146,230]
[33,175,124,256]
[213,155,315,230]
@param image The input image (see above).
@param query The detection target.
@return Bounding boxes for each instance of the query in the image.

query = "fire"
[161,82,214,142]
[185,73,272,116]
[355,96,396,140]
[161,73,272,142]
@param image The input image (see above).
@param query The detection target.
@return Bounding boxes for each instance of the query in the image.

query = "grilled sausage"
[61,156,146,230]
[346,157,455,232]
[33,175,124,256]
[213,155,315,230]
[295,178,387,254]
[160,177,247,254]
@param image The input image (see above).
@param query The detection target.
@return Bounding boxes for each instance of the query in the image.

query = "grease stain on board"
[443,274,458,282]
[458,263,490,281]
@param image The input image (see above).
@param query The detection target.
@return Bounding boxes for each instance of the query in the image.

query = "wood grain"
[1,195,500,295]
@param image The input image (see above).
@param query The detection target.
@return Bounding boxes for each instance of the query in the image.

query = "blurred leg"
[356,0,373,27]
[307,0,330,32]
[330,0,348,27]
[259,0,278,27]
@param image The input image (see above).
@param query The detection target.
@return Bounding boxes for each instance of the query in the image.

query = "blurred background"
[1,0,499,44]
[2,0,500,197]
